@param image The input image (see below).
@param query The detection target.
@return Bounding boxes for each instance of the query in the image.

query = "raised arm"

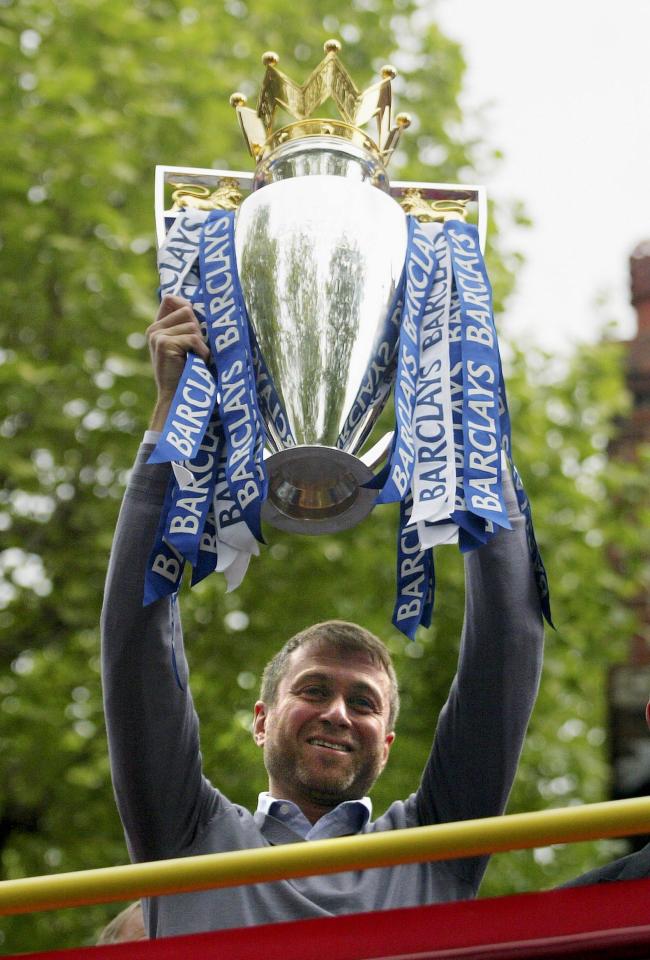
[415,465,544,879]
[101,298,217,862]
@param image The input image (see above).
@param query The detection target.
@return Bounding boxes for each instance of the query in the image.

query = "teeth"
[310,739,348,752]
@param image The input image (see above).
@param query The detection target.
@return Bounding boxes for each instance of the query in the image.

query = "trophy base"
[262,445,377,536]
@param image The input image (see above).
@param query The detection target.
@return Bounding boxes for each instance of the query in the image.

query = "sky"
[435,1,650,352]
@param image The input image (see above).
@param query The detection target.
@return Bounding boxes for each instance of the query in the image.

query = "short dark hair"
[260,620,400,729]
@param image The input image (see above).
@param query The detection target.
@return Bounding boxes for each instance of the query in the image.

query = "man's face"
[253,639,395,821]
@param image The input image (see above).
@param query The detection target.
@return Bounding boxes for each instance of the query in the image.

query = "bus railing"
[1,796,649,916]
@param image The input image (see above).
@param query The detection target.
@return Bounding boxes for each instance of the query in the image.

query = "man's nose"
[319,695,352,726]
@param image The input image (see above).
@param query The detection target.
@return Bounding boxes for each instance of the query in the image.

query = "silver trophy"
[154,41,486,535]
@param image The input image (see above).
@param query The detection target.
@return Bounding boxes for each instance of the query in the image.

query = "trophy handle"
[390,181,487,253]
[154,165,254,248]
[360,431,394,472]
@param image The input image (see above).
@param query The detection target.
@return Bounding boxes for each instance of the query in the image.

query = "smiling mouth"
[307,738,352,753]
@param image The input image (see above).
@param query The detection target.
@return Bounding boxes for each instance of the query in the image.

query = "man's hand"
[146,296,211,430]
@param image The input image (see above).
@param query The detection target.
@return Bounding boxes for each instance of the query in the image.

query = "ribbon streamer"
[144,213,262,604]
[410,224,455,527]
[144,211,551,637]
[199,210,267,544]
[375,218,439,504]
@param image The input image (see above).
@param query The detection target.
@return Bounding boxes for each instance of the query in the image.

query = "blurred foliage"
[0,0,648,952]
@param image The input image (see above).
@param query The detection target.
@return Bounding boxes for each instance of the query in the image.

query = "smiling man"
[254,623,397,829]
[101,297,545,939]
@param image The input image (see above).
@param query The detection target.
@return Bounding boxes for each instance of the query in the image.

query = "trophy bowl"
[234,135,407,534]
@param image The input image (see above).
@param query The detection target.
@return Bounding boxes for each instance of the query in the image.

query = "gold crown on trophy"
[230,39,411,166]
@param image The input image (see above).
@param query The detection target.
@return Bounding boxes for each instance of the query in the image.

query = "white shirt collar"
[256,792,372,840]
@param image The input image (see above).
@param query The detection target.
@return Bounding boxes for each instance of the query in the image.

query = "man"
[101,295,544,939]
[96,902,146,944]
[562,701,650,888]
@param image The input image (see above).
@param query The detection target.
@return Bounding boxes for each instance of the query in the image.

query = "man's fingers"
[147,304,211,364]
[149,327,211,365]
[152,332,209,362]
[148,319,201,343]
[156,294,191,321]
[150,300,197,332]
[146,298,212,420]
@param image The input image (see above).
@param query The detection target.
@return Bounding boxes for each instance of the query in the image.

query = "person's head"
[253,621,399,821]
[96,901,146,944]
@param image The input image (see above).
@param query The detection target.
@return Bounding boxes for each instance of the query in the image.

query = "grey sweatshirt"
[101,445,543,938]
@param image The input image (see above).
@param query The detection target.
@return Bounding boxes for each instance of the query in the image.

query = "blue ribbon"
[336,287,402,451]
[199,210,267,543]
[148,354,217,464]
[148,213,217,467]
[376,219,439,504]
[410,226,455,525]
[157,212,205,299]
[392,495,434,640]
[144,475,185,605]
[444,221,510,532]
[446,285,489,548]
[145,210,551,636]
[190,501,220,586]
[163,419,221,566]
[382,219,551,637]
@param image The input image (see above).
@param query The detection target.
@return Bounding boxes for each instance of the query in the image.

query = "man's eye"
[302,686,326,698]
[350,697,374,711]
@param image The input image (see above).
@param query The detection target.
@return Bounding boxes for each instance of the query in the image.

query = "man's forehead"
[288,638,380,668]
[283,639,390,687]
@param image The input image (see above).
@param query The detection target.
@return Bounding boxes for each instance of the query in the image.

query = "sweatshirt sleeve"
[414,464,544,887]
[101,445,221,863]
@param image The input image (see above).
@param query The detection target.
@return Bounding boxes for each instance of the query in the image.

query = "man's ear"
[253,701,267,747]
[382,731,396,767]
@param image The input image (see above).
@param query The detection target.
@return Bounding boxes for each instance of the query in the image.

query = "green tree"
[0,0,648,952]
[0,0,474,949]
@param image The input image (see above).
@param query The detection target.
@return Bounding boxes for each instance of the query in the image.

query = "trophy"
[153,40,486,537]
[146,40,552,638]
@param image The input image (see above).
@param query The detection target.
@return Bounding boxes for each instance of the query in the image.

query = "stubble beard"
[264,737,383,809]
